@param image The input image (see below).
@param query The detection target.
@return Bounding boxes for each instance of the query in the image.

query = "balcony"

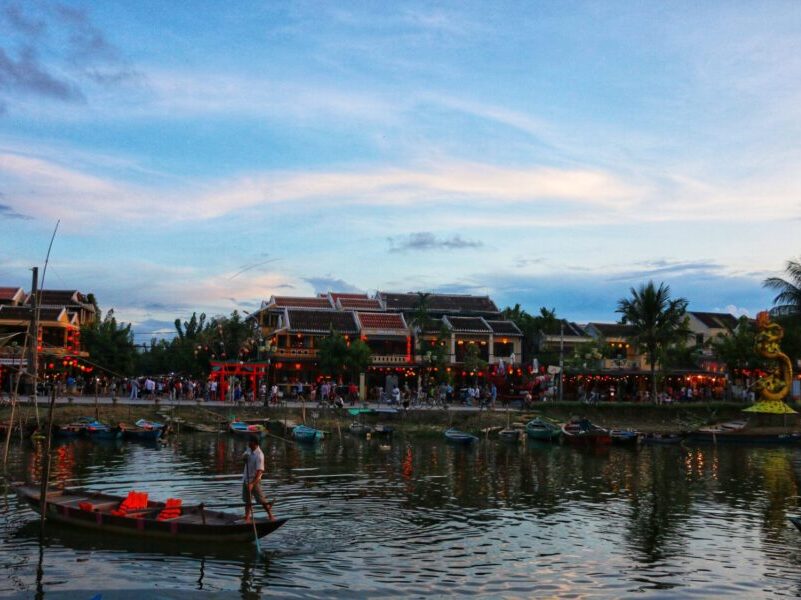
[371,354,410,365]
[273,348,318,359]
[602,358,644,370]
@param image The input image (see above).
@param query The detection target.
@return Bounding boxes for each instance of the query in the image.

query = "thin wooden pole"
[38,385,56,531]
[3,332,30,472]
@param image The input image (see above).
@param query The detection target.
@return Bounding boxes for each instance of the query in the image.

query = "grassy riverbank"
[3,400,798,435]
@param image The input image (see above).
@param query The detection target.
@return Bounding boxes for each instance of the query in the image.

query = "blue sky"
[1,1,799,338]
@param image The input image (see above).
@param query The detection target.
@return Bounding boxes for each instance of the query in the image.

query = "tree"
[711,316,763,372]
[616,281,690,401]
[764,258,801,318]
[81,309,137,376]
[502,305,560,364]
[318,332,372,382]
[462,343,488,384]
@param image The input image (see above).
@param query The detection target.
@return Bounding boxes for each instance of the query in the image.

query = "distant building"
[252,291,522,386]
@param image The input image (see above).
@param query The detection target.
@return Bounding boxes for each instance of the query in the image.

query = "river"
[2,432,801,598]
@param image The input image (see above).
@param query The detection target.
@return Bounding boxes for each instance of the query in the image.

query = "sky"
[1,1,799,340]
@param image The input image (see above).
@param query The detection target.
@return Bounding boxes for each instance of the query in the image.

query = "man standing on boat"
[243,435,274,522]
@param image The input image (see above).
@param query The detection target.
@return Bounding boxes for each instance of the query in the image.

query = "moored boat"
[498,428,522,442]
[293,424,324,443]
[229,421,266,437]
[120,422,163,441]
[348,422,372,436]
[444,428,478,445]
[371,424,394,437]
[525,417,562,441]
[561,419,612,447]
[610,429,640,446]
[641,433,683,445]
[85,420,123,440]
[13,484,286,543]
[789,516,801,533]
[55,422,87,438]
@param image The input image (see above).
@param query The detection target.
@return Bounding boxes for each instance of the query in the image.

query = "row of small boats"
[55,417,164,441]
[446,416,682,447]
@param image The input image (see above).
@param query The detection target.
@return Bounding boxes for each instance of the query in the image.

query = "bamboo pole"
[3,332,30,472]
[38,385,56,531]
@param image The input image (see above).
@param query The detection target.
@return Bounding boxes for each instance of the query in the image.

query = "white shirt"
[242,446,265,483]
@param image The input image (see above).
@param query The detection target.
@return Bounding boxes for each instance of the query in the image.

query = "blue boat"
[121,421,163,441]
[85,420,123,440]
[444,428,478,445]
[610,429,640,445]
[229,421,266,437]
[293,424,324,443]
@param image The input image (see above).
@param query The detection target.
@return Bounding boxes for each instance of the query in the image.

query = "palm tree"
[616,281,689,401]
[764,258,801,317]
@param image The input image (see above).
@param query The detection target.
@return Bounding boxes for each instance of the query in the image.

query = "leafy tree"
[462,343,488,383]
[318,332,372,382]
[502,305,560,364]
[81,309,137,376]
[711,316,763,371]
[764,258,801,318]
[616,281,690,401]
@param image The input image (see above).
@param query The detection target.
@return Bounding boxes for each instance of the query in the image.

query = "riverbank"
[2,399,798,435]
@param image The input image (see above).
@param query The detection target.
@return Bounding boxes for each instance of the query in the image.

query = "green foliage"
[764,258,801,318]
[616,281,690,397]
[133,310,258,377]
[565,338,608,369]
[502,304,560,363]
[317,332,372,380]
[462,343,488,380]
[81,309,137,376]
[711,316,763,370]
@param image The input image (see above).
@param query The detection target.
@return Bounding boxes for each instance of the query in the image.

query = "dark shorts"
[243,481,266,504]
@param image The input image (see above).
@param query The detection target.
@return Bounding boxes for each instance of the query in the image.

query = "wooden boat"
[293,424,324,443]
[525,417,562,441]
[120,422,163,441]
[55,422,87,438]
[641,433,683,445]
[687,422,801,444]
[13,484,286,543]
[371,424,394,437]
[229,421,266,437]
[498,428,522,442]
[85,420,123,440]
[348,422,372,436]
[444,428,478,445]
[561,419,612,447]
[610,429,640,446]
[789,516,801,532]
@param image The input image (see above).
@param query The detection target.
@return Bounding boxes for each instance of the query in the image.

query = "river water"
[2,432,801,598]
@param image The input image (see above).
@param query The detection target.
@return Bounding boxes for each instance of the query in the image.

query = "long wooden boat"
[498,428,522,442]
[14,484,287,543]
[641,433,683,445]
[610,429,640,446]
[444,428,478,445]
[120,422,163,441]
[525,417,562,441]
[229,421,266,437]
[293,424,324,443]
[85,420,123,440]
[687,429,801,444]
[561,420,612,447]
[55,422,86,438]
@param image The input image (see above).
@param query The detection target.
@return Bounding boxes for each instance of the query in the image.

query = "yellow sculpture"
[743,311,796,414]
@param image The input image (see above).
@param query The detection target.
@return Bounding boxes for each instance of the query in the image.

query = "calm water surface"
[2,430,801,598]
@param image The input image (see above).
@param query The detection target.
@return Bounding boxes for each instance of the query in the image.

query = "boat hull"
[122,428,163,441]
[14,485,286,543]
[444,429,478,444]
[293,425,323,443]
[686,432,801,444]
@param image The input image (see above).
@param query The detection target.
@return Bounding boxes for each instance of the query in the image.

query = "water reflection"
[3,434,801,596]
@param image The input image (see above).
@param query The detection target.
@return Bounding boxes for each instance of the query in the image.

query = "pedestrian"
[242,436,274,522]
[129,378,139,400]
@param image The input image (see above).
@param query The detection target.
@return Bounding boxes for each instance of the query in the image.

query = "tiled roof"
[377,292,499,314]
[557,320,588,337]
[338,297,382,310]
[328,292,369,302]
[445,316,492,334]
[420,317,448,334]
[285,309,358,334]
[0,287,24,302]
[271,296,333,309]
[690,312,738,330]
[587,322,634,338]
[0,306,67,322]
[357,312,408,333]
[485,320,522,336]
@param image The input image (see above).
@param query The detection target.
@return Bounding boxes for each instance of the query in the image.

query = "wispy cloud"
[0,198,32,220]
[303,276,363,295]
[388,232,483,253]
